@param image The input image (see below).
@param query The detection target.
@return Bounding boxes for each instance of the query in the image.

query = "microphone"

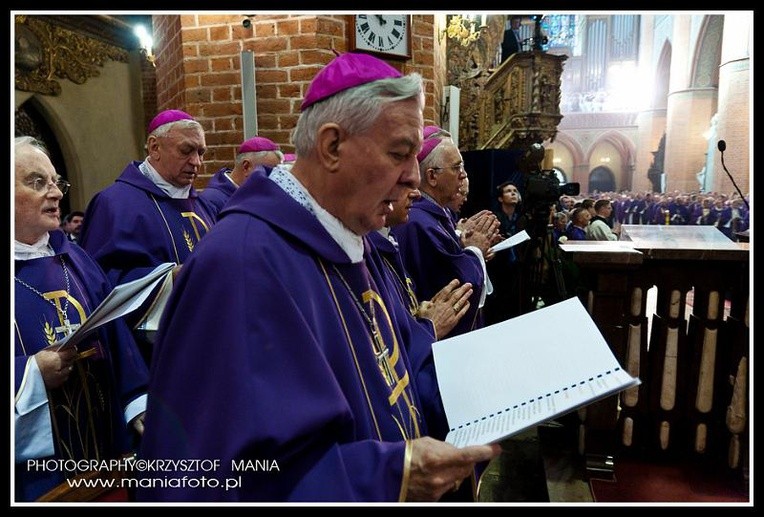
[717,139,750,210]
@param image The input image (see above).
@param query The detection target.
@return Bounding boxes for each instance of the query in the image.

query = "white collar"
[270,166,364,263]
[15,233,55,261]
[140,159,192,199]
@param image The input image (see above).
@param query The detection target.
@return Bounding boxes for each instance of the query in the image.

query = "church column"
[663,15,719,194]
[712,13,750,196]
[571,162,591,194]
[633,14,665,193]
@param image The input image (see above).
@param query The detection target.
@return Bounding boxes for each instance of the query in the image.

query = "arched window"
[589,166,615,193]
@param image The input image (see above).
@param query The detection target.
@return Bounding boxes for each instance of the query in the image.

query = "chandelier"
[444,15,486,46]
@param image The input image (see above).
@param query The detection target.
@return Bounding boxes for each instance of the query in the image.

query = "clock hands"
[355,15,407,55]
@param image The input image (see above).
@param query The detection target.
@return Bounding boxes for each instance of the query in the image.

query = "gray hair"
[15,135,49,156]
[292,73,424,157]
[235,149,285,167]
[419,131,456,181]
[150,118,204,139]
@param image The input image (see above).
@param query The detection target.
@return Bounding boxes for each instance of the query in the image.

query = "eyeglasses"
[24,177,71,195]
[431,163,466,174]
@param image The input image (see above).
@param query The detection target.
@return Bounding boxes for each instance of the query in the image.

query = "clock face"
[353,15,410,58]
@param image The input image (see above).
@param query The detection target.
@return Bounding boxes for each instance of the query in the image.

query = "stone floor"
[476,419,593,503]
[477,427,550,502]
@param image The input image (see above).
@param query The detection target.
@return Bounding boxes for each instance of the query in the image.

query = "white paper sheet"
[51,262,175,350]
[432,297,640,447]
[489,230,530,254]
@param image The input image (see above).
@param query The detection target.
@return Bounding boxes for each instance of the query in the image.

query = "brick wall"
[139,52,157,135]
[150,14,438,189]
[154,15,186,114]
[714,58,750,195]
[409,15,439,125]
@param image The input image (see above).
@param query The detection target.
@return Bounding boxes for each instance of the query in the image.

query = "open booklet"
[432,297,640,448]
[489,229,530,254]
[49,262,176,351]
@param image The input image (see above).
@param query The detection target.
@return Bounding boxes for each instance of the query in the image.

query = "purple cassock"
[391,196,485,339]
[198,167,235,220]
[367,231,422,319]
[14,230,148,501]
[79,161,215,342]
[199,165,271,221]
[367,230,451,441]
[137,174,426,502]
[613,198,630,224]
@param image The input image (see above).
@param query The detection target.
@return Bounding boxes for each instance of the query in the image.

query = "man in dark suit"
[501,16,523,63]
[60,210,84,243]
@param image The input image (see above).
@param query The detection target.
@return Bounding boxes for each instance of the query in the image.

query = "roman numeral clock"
[350,15,411,60]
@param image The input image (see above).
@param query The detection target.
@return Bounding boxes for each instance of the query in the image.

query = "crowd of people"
[13,50,750,503]
[554,190,750,244]
[14,53,504,504]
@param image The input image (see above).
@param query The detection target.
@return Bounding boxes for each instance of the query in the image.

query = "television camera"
[516,143,579,311]
[520,143,579,214]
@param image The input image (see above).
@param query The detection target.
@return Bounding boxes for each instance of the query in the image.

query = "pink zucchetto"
[147,109,195,134]
[417,125,446,163]
[300,52,403,111]
[283,153,296,163]
[238,136,280,154]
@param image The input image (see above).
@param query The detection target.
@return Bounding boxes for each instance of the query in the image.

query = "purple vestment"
[391,197,485,338]
[198,167,235,220]
[80,161,215,287]
[367,231,422,318]
[138,174,426,502]
[80,161,215,346]
[14,230,148,501]
[367,230,451,440]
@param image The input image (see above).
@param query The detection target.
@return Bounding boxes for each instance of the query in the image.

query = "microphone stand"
[719,147,750,211]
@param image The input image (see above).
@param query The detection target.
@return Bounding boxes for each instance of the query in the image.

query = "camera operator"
[484,181,524,324]
[514,144,579,311]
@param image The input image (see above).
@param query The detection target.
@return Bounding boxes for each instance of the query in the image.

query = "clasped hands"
[416,279,473,339]
[459,211,501,259]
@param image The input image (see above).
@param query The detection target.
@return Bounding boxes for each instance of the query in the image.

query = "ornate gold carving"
[446,15,567,151]
[15,16,129,96]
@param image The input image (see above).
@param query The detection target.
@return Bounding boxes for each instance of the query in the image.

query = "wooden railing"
[559,226,749,490]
